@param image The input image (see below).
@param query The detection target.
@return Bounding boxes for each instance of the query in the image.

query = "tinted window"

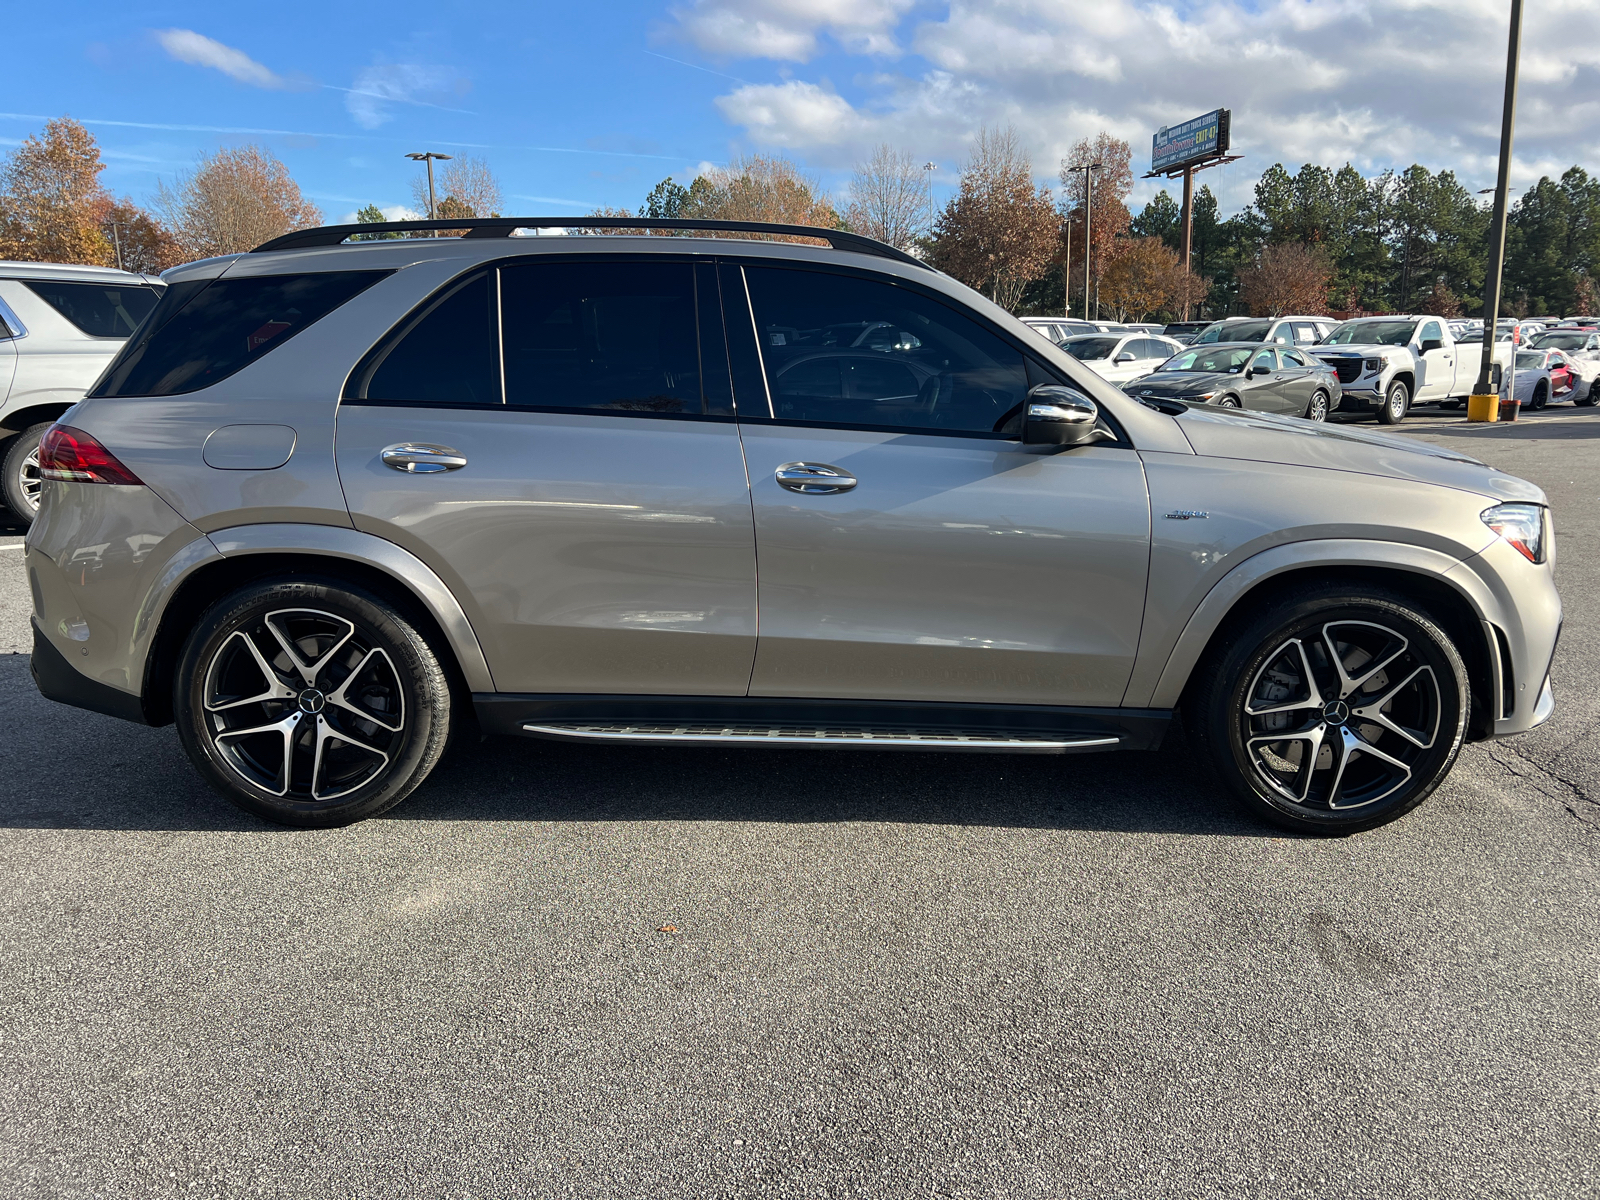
[744,266,1025,433]
[501,260,702,415]
[1281,348,1310,367]
[1062,337,1119,360]
[362,272,499,406]
[1250,349,1277,372]
[1137,339,1169,359]
[1324,320,1417,346]
[1197,320,1270,344]
[23,279,160,338]
[93,271,387,398]
[1158,347,1252,373]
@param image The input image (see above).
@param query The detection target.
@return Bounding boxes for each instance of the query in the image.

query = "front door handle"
[381,443,467,474]
[775,461,857,494]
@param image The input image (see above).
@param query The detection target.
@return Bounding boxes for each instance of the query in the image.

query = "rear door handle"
[381,443,467,474]
[775,461,857,494]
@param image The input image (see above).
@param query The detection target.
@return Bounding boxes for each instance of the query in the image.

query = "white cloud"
[673,0,916,61]
[155,29,290,89]
[344,64,462,129]
[697,0,1600,209]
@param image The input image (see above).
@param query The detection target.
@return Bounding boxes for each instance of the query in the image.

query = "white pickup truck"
[1308,315,1514,424]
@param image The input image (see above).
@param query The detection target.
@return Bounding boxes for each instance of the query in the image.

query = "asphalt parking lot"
[2,407,1597,1199]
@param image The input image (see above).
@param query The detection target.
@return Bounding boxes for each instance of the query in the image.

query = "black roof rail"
[252,216,932,271]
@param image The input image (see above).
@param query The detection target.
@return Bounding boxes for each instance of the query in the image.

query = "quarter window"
[22,279,160,338]
[743,266,1026,433]
[93,271,387,398]
[362,272,499,406]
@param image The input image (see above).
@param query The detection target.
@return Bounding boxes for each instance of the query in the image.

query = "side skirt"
[473,694,1171,755]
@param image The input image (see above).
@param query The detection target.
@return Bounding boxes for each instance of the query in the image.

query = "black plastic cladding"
[250,217,931,272]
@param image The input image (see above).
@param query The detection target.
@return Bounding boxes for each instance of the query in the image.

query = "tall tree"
[690,154,839,232]
[844,144,930,251]
[1130,190,1181,249]
[99,200,182,272]
[0,117,114,264]
[1237,243,1332,316]
[1098,237,1180,321]
[934,126,1059,312]
[410,155,502,221]
[1059,132,1134,312]
[157,145,321,258]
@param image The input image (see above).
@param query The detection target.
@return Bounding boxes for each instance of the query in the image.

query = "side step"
[521,723,1120,754]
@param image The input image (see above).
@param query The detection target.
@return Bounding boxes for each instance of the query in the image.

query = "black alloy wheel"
[1305,390,1330,422]
[1376,379,1410,424]
[1529,381,1548,411]
[174,579,452,826]
[1185,587,1468,834]
[1577,378,1598,407]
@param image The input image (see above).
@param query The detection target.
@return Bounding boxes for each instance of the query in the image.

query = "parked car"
[1059,332,1184,382]
[1122,342,1341,421]
[1311,315,1513,423]
[1529,329,1600,403]
[24,215,1561,838]
[1021,317,1097,344]
[0,262,165,524]
[1512,349,1573,409]
[1193,316,1335,347]
[1163,321,1211,344]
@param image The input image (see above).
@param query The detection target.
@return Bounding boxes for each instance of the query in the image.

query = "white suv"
[0,262,165,524]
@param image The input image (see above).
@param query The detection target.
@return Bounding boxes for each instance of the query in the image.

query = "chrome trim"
[774,461,857,494]
[522,722,1120,753]
[381,443,468,473]
[0,291,28,341]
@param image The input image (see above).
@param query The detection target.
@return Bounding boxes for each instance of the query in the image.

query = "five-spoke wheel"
[1186,588,1468,833]
[175,580,452,826]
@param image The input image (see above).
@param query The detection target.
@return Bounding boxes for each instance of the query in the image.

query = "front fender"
[1132,538,1495,710]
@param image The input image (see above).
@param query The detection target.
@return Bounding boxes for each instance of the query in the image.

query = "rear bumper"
[30,619,149,724]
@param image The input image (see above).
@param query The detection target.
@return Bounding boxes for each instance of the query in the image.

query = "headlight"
[1363,357,1384,373]
[1482,503,1549,563]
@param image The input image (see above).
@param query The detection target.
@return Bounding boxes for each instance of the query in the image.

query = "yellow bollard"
[1466,393,1500,422]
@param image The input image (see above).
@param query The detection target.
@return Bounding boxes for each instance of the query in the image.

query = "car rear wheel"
[1184,587,1468,835]
[1577,379,1599,407]
[0,422,52,526]
[174,579,452,827]
[1529,381,1548,411]
[1305,390,1330,422]
[1376,380,1409,424]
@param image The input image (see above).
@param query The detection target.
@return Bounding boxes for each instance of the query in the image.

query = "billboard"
[1152,109,1230,173]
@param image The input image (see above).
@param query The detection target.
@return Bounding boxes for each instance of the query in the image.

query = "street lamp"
[1069,162,1103,321]
[1470,0,1523,417]
[405,152,452,229]
[923,162,936,240]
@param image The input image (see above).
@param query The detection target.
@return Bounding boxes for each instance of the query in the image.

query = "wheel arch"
[141,524,494,725]
[0,402,74,436]
[1147,543,1500,741]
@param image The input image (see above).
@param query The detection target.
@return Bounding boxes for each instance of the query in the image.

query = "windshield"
[1533,333,1587,350]
[1515,351,1547,370]
[1061,336,1120,360]
[1195,319,1270,344]
[1157,347,1253,373]
[1321,320,1417,346]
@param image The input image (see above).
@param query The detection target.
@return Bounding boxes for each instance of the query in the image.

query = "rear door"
[728,260,1151,707]
[1276,348,1318,413]
[1239,348,1294,412]
[335,256,758,695]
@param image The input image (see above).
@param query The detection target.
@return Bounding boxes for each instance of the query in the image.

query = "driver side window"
[1250,349,1277,373]
[742,265,1027,434]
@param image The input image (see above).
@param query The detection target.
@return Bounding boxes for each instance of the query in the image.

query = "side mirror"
[1114,351,1136,364]
[1420,338,1443,353]
[1023,385,1105,446]
[1245,366,1261,379]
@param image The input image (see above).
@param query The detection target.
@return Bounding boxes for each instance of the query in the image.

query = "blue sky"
[5,1,1597,225]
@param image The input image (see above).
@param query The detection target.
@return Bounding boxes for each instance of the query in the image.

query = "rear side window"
[744,265,1026,434]
[23,280,160,338]
[500,259,702,415]
[91,271,387,398]
[358,272,499,406]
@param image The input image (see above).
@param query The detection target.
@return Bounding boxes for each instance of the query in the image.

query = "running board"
[521,723,1120,754]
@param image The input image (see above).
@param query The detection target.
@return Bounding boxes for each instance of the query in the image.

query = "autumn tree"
[845,144,930,251]
[0,117,115,265]
[410,155,502,221]
[157,145,321,258]
[1060,132,1135,314]
[687,155,839,237]
[99,199,183,273]
[933,126,1059,312]
[1237,243,1332,316]
[1098,237,1181,322]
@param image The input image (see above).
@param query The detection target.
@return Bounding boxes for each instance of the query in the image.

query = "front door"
[730,261,1151,708]
[1415,320,1454,400]
[336,257,758,695]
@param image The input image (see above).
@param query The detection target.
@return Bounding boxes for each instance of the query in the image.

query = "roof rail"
[252,216,932,271]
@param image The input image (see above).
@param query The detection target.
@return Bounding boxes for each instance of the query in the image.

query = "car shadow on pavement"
[0,656,1269,838]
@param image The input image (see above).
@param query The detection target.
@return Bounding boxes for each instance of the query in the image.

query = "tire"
[1183,586,1469,835]
[1215,395,1241,408]
[0,421,51,527]
[1305,390,1330,422]
[1376,379,1409,424]
[1576,379,1598,407]
[1529,381,1548,411]
[173,578,453,827]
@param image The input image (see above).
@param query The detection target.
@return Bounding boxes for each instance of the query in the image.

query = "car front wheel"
[1185,587,1468,834]
[1376,380,1409,424]
[174,579,453,826]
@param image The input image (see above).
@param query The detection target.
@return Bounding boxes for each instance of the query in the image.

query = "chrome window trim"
[0,290,29,341]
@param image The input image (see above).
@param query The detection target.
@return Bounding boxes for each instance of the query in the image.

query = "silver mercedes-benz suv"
[23,217,1562,834]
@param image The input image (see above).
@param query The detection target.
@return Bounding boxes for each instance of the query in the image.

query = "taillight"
[37,425,143,486]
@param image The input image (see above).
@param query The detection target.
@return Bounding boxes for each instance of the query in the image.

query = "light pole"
[1069,163,1102,321]
[405,152,452,231]
[1470,0,1523,417]
[923,162,936,241]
